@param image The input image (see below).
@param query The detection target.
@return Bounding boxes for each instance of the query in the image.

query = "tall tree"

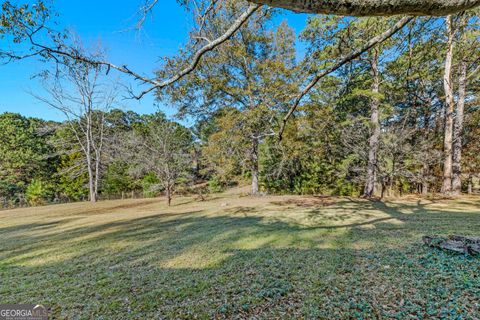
[442,15,456,194]
[452,45,467,195]
[363,47,381,197]
[160,8,298,195]
[36,55,117,203]
[451,13,480,194]
[301,16,406,197]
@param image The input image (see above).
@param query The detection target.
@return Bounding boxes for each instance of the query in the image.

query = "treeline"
[0,111,194,207]
[159,13,480,198]
[1,13,479,207]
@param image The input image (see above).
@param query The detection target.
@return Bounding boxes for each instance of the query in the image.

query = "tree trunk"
[380,181,386,200]
[422,181,428,196]
[364,50,381,198]
[452,56,467,195]
[421,160,429,195]
[442,15,455,195]
[467,175,473,194]
[194,147,202,182]
[87,162,96,203]
[94,154,101,202]
[250,0,480,16]
[85,107,97,203]
[93,116,104,202]
[86,136,96,203]
[422,181,429,196]
[251,137,259,196]
[166,185,172,206]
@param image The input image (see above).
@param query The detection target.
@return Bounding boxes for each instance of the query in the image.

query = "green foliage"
[0,1,51,43]
[102,162,135,196]
[159,9,298,195]
[208,176,224,193]
[56,153,89,201]
[1,13,480,203]
[25,179,52,206]
[201,109,245,184]
[0,113,56,199]
[141,173,160,198]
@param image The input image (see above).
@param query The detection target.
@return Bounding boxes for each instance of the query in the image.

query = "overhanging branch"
[135,3,262,99]
[249,0,480,16]
[279,16,415,140]
[2,2,261,100]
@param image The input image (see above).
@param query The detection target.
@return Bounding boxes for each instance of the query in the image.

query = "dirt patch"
[225,206,256,215]
[271,196,334,208]
[77,199,162,215]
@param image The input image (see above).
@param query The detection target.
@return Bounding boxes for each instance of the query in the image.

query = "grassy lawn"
[1,191,479,319]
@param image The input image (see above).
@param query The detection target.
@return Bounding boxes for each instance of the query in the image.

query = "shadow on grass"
[0,219,78,235]
[0,198,479,318]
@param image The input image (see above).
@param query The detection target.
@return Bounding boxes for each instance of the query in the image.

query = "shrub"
[26,180,51,206]
[142,173,160,198]
[208,176,224,193]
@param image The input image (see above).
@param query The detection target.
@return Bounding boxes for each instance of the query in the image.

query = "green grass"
[1,192,479,319]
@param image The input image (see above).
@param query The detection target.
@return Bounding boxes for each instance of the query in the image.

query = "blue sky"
[0,0,310,123]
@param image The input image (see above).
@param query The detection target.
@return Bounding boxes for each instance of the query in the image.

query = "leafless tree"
[124,116,193,206]
[34,51,117,203]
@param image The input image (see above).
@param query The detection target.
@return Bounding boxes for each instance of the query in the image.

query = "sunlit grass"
[0,193,479,318]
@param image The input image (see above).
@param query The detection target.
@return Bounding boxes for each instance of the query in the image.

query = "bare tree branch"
[2,2,261,100]
[133,2,261,99]
[136,0,160,29]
